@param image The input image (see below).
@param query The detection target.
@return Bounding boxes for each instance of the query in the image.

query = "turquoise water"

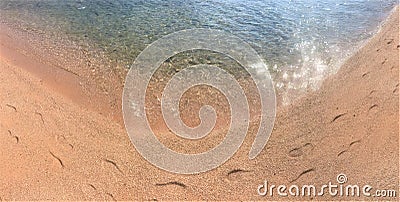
[0,0,397,102]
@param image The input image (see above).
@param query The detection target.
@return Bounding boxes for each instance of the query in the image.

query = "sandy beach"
[0,6,398,201]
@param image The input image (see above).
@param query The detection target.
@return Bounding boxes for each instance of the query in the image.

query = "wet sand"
[0,7,398,200]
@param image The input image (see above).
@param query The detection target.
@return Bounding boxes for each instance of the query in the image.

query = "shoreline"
[0,4,397,117]
[0,21,126,124]
[0,6,398,200]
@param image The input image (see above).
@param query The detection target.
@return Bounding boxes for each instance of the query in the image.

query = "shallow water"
[0,0,397,103]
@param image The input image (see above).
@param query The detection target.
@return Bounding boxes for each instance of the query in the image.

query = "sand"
[0,7,398,200]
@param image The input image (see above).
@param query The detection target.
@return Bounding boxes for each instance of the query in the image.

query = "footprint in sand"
[5,104,17,112]
[368,104,379,114]
[288,143,314,158]
[337,140,361,157]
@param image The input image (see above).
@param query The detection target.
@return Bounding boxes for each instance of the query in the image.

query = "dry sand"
[0,7,398,201]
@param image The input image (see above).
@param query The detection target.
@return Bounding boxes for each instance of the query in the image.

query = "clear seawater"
[0,0,397,103]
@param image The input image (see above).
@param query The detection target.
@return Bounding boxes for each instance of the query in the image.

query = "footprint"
[34,111,45,124]
[331,113,347,123]
[368,104,379,114]
[49,151,64,168]
[288,148,303,157]
[102,159,123,174]
[155,181,186,188]
[349,140,361,146]
[7,130,19,143]
[288,143,314,157]
[367,90,376,97]
[105,192,116,201]
[337,140,361,157]
[290,168,315,183]
[88,184,97,190]
[362,71,370,77]
[385,38,394,44]
[227,168,250,176]
[5,104,17,112]
[393,84,399,94]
